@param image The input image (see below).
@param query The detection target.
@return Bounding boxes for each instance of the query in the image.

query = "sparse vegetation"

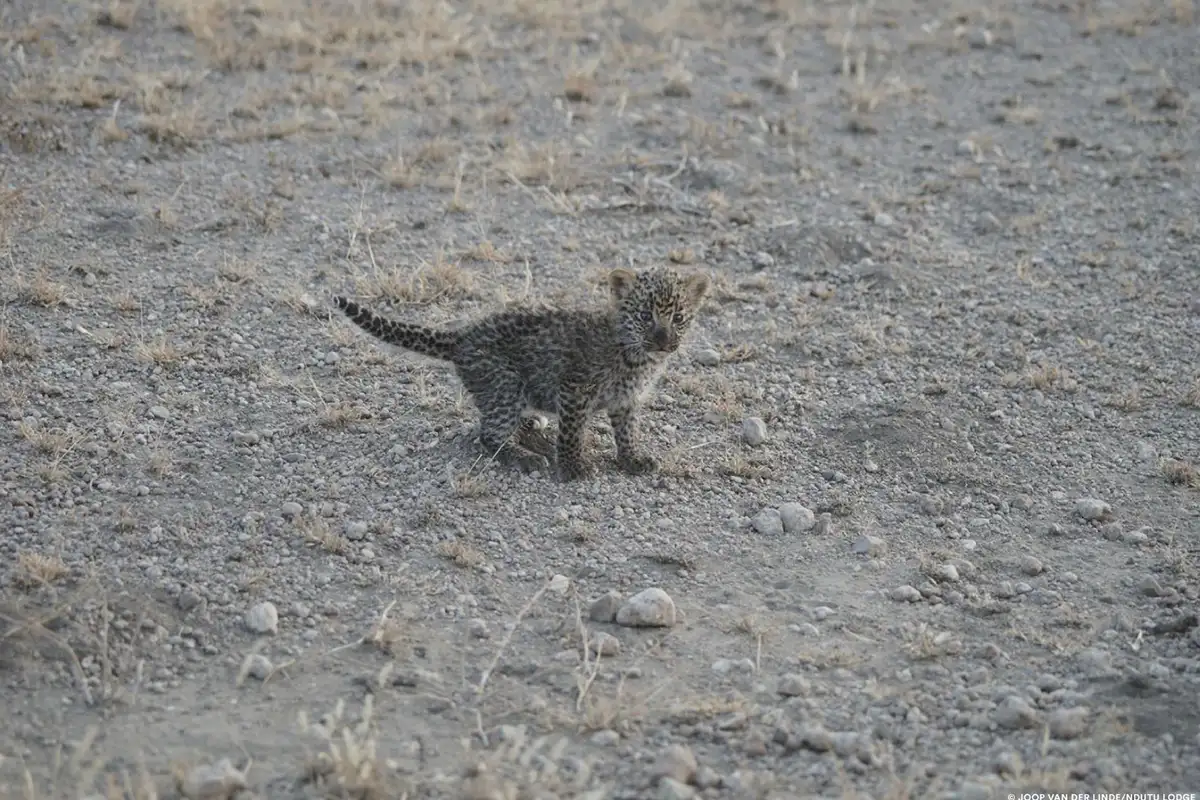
[1,0,1197,795]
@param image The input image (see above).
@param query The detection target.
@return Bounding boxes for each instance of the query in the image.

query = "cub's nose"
[652,325,672,350]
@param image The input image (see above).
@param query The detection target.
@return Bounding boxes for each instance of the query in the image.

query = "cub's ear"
[683,272,710,305]
[608,268,637,301]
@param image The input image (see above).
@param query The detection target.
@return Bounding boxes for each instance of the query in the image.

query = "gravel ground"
[2,0,1199,798]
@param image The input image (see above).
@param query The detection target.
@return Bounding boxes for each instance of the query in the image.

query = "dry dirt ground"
[2,0,1199,798]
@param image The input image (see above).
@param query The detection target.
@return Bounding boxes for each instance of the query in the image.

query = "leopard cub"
[333,266,710,481]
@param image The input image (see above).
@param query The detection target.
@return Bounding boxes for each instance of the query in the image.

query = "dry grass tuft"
[1161,459,1198,488]
[318,402,366,430]
[0,322,38,362]
[437,539,484,569]
[359,257,475,305]
[299,696,397,800]
[16,272,69,308]
[298,514,350,555]
[135,335,182,366]
[13,551,70,589]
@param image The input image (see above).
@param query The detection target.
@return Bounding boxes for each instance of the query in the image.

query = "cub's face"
[610,267,710,361]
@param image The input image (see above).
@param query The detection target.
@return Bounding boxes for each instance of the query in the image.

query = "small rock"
[587,631,621,657]
[1075,497,1112,521]
[588,591,622,623]
[751,508,784,536]
[712,658,756,676]
[1123,529,1150,545]
[468,618,490,639]
[967,28,994,49]
[778,673,811,697]
[1075,647,1111,675]
[995,695,1039,729]
[693,765,721,789]
[244,602,279,635]
[149,405,170,420]
[742,416,768,446]
[591,729,620,746]
[811,605,834,621]
[937,564,960,582]
[1139,576,1163,597]
[993,750,1022,777]
[873,212,894,227]
[548,574,571,595]
[344,521,369,540]
[657,777,696,800]
[655,744,697,784]
[891,585,922,603]
[751,251,775,270]
[243,654,273,681]
[694,348,721,367]
[799,726,834,752]
[813,513,833,535]
[232,430,260,446]
[779,502,815,533]
[1020,555,1044,575]
[178,759,247,800]
[853,534,885,556]
[616,588,677,627]
[1048,707,1089,739]
[280,502,303,520]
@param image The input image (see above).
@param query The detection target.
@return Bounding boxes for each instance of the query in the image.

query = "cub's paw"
[558,457,598,482]
[618,453,659,476]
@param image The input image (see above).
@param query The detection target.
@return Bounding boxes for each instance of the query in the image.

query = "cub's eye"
[640,307,654,323]
[673,312,686,326]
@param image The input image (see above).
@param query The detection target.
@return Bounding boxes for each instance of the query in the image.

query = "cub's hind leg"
[463,368,550,474]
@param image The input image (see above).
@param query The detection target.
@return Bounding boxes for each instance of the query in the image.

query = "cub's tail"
[332,297,459,361]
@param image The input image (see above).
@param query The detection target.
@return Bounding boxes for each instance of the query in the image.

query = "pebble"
[994,695,1039,729]
[1048,707,1089,739]
[232,430,260,445]
[937,564,960,582]
[712,657,756,676]
[813,513,833,535]
[344,521,369,540]
[967,28,994,48]
[742,416,768,446]
[587,631,622,657]
[149,405,170,420]
[655,744,697,784]
[891,585,922,602]
[591,729,620,746]
[280,502,303,520]
[873,212,895,227]
[616,588,677,627]
[548,574,571,595]
[1139,576,1163,597]
[751,251,775,269]
[1020,555,1044,575]
[468,618,490,639]
[589,590,622,622]
[243,654,273,681]
[811,605,834,621]
[244,602,279,635]
[751,508,784,536]
[1123,529,1149,545]
[853,534,886,556]
[779,502,815,533]
[1075,497,1112,521]
[657,777,696,799]
[778,673,811,696]
[694,348,721,367]
[178,758,247,799]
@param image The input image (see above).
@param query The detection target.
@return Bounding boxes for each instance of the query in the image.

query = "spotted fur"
[332,267,710,481]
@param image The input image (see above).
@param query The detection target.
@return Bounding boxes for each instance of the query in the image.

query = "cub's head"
[609,267,710,364]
